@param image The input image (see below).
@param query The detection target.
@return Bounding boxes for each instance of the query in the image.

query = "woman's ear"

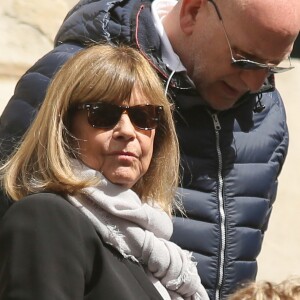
[179,0,205,35]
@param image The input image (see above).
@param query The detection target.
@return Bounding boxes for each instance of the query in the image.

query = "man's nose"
[239,69,269,93]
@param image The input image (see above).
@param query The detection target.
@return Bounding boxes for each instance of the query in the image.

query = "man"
[0,0,299,299]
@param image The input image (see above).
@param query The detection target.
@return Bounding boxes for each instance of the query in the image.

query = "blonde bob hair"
[0,44,180,214]
[228,277,300,300]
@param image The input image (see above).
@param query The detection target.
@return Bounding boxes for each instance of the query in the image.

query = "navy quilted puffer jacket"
[0,0,288,299]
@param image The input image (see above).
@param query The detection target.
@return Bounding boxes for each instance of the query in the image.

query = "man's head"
[164,0,300,110]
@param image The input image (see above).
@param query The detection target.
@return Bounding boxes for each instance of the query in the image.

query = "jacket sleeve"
[0,43,83,161]
[0,193,96,300]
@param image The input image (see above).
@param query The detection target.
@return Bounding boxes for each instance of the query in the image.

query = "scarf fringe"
[106,224,139,263]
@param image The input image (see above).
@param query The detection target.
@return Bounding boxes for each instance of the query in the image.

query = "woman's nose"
[240,69,269,93]
[112,112,136,140]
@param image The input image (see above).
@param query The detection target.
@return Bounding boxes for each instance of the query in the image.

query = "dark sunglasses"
[76,103,163,130]
[230,54,294,74]
[208,0,294,74]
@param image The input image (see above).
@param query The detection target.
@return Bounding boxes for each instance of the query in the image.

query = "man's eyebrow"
[232,47,282,64]
[232,47,263,60]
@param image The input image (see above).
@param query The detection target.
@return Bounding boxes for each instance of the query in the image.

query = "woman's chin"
[106,174,138,189]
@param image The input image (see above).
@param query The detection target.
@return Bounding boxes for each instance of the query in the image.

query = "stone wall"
[0,0,78,111]
[0,0,77,78]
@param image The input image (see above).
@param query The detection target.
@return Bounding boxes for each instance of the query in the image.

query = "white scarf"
[67,160,209,300]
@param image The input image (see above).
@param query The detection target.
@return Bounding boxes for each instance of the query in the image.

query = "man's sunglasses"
[76,103,163,130]
[208,0,294,74]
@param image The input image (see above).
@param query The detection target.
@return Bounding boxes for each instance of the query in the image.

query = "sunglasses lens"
[269,66,294,74]
[232,60,294,74]
[88,103,121,128]
[85,103,162,130]
[129,106,162,130]
[232,60,266,70]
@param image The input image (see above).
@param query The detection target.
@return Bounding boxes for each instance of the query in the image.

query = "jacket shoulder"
[1,192,97,240]
[55,0,148,45]
[0,43,83,159]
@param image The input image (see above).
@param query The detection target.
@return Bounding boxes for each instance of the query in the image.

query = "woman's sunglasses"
[76,103,163,130]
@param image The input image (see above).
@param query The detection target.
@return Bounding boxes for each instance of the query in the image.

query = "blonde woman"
[0,44,208,300]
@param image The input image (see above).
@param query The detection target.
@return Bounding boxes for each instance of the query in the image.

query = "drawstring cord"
[164,69,177,97]
[164,58,182,97]
[253,93,265,113]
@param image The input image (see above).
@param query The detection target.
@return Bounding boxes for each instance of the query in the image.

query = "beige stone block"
[0,0,70,76]
[3,0,68,39]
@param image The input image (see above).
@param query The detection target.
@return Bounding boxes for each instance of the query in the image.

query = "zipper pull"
[212,113,221,131]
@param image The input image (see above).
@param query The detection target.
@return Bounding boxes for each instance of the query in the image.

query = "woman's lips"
[110,151,138,160]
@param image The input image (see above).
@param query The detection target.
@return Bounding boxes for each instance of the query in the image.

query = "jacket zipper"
[211,113,225,300]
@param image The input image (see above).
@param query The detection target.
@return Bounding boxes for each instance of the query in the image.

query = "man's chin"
[199,87,242,111]
[205,98,237,111]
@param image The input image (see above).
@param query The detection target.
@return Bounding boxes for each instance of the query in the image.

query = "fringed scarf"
[67,160,209,300]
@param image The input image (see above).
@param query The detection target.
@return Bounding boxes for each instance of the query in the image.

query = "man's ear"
[180,0,206,35]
